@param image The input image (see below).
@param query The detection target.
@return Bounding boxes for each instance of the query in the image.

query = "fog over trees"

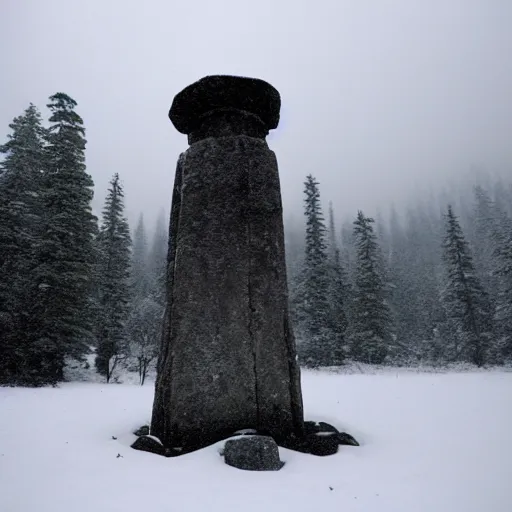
[1,96,511,386]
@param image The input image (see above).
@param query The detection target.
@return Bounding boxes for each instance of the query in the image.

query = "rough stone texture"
[337,432,360,446]
[151,75,304,452]
[280,421,359,455]
[169,75,280,135]
[307,433,340,456]
[133,425,150,437]
[318,421,339,434]
[224,436,284,471]
[131,435,165,456]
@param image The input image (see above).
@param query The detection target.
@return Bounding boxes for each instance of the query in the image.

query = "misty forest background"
[1,97,511,387]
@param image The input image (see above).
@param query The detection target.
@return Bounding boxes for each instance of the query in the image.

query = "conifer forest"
[1,97,511,387]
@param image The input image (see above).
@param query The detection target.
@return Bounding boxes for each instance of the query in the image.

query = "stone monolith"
[150,75,304,451]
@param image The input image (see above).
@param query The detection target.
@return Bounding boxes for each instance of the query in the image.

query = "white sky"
[1,0,511,229]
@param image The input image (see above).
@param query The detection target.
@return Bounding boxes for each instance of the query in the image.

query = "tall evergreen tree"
[388,205,417,360]
[297,175,332,366]
[471,186,500,305]
[340,218,356,291]
[491,206,512,362]
[147,209,168,304]
[349,211,393,364]
[95,174,132,382]
[440,205,493,366]
[29,93,97,383]
[401,205,444,361]
[0,104,46,383]
[131,213,150,299]
[326,202,347,363]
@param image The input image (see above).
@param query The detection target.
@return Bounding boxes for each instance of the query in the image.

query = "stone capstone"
[169,75,280,135]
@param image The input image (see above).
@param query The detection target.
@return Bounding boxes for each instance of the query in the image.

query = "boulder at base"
[224,435,284,471]
[131,435,165,456]
[133,425,150,437]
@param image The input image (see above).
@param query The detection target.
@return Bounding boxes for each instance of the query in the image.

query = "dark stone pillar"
[151,75,304,451]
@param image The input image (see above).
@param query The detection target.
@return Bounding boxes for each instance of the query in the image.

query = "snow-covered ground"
[1,370,511,512]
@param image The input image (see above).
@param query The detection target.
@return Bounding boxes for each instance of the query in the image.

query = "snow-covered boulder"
[223,436,284,471]
[131,435,165,456]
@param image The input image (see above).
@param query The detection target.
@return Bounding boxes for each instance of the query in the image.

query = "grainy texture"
[131,435,165,456]
[151,76,303,451]
[224,436,284,471]
[169,75,280,135]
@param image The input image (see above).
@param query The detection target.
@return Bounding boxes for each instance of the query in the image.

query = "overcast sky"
[1,0,511,230]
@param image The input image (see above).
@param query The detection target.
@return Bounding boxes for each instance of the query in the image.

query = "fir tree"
[326,202,347,363]
[297,175,332,366]
[95,174,132,382]
[349,211,393,364]
[388,205,417,360]
[471,186,500,305]
[147,210,168,305]
[440,205,493,366]
[491,207,512,362]
[131,213,150,299]
[340,218,356,287]
[29,93,97,383]
[400,205,444,361]
[0,104,46,383]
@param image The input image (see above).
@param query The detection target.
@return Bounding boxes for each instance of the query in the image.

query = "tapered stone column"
[151,75,304,451]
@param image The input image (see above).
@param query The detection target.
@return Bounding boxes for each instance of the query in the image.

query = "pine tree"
[147,210,168,305]
[471,186,500,304]
[349,211,393,364]
[491,206,512,362]
[440,205,493,366]
[297,175,332,366]
[0,104,46,384]
[131,213,150,299]
[340,218,356,289]
[95,174,132,382]
[399,205,444,362]
[326,202,347,363]
[388,205,417,360]
[29,93,97,383]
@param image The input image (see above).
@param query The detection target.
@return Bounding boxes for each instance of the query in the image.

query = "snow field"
[1,370,511,512]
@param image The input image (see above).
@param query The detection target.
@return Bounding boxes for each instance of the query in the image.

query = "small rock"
[278,433,310,454]
[164,447,183,457]
[318,422,339,434]
[337,432,359,446]
[304,421,339,435]
[133,425,150,437]
[304,421,319,436]
[131,435,165,456]
[307,433,339,456]
[224,436,284,471]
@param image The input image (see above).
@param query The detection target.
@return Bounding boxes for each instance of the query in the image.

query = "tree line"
[0,96,166,386]
[289,174,512,367]
[2,97,511,386]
